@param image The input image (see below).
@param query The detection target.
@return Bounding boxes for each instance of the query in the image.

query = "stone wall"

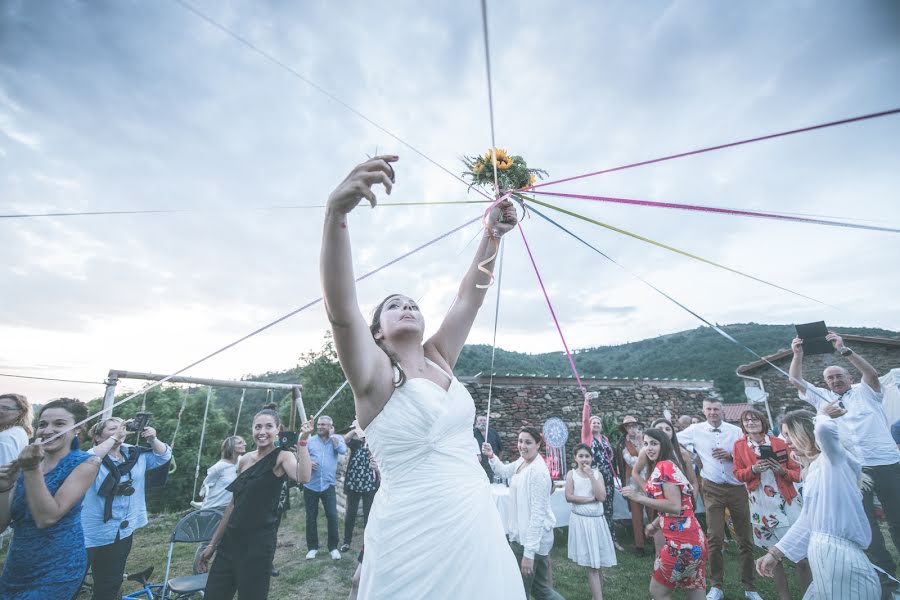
[737,336,900,423]
[462,375,721,461]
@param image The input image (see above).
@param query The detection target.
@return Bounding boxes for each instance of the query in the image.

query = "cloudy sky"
[2,0,899,404]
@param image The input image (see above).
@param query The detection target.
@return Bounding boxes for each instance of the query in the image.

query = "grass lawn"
[2,492,896,599]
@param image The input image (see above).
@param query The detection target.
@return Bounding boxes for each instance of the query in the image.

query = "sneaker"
[744,593,763,600]
[305,549,318,560]
[330,549,341,560]
[706,588,724,600]
[340,543,351,553]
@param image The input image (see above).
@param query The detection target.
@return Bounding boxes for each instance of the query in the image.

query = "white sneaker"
[305,549,318,560]
[330,549,341,560]
[745,593,763,600]
[706,588,724,600]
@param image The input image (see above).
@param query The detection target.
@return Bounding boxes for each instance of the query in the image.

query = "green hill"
[453,323,899,402]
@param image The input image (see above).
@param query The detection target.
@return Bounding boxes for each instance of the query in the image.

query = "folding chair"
[160,508,223,600]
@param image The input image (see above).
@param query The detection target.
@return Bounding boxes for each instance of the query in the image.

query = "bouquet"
[462,148,547,194]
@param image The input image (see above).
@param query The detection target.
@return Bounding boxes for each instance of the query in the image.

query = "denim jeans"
[304,485,339,551]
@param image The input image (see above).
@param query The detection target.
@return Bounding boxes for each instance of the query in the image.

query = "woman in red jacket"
[732,409,809,600]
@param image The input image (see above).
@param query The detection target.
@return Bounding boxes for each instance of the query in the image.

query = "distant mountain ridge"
[453,323,899,402]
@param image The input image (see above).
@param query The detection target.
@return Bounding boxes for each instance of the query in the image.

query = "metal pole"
[192,387,213,501]
[101,372,119,420]
[233,389,246,436]
[293,386,307,424]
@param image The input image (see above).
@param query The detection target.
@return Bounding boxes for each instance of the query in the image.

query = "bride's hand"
[327,156,398,216]
[486,199,518,238]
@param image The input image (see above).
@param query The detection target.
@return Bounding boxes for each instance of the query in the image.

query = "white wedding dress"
[359,359,525,599]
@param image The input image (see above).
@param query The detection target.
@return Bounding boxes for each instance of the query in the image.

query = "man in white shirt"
[678,399,761,600]
[789,332,900,592]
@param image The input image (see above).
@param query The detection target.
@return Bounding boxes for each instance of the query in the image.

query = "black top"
[473,427,503,479]
[226,450,285,532]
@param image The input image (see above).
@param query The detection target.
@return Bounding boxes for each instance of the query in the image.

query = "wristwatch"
[838,347,853,357]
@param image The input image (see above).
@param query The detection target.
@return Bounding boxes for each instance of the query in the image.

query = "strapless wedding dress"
[359,359,525,599]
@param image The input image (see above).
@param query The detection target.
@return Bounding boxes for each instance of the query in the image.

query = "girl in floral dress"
[732,409,808,599]
[622,428,707,600]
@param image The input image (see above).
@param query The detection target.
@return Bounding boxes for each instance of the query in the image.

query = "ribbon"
[523,107,900,191]
[528,190,900,234]
[519,195,838,310]
[475,192,514,288]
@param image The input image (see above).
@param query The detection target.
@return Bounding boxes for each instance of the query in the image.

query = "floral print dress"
[645,460,707,590]
[745,437,802,549]
[590,435,618,543]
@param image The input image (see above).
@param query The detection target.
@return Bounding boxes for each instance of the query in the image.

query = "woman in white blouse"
[756,407,880,598]
[0,394,32,467]
[483,427,564,600]
[200,436,246,510]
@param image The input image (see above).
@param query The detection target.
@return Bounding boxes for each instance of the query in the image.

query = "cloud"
[1,1,898,404]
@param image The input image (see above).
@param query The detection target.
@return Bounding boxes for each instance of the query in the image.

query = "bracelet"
[298,440,308,447]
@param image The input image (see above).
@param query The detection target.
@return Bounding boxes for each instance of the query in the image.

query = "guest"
[675,415,693,432]
[81,416,172,600]
[199,406,313,599]
[632,418,700,553]
[678,399,760,600]
[789,332,900,593]
[304,415,347,560]
[756,408,880,598]
[622,429,707,600]
[474,414,504,481]
[484,427,564,599]
[581,397,621,551]
[340,419,379,553]
[0,398,120,600]
[615,415,647,556]
[732,408,807,599]
[200,436,246,510]
[566,443,616,600]
[0,394,31,467]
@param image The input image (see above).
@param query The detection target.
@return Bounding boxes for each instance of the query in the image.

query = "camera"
[114,478,136,496]
[278,431,299,449]
[125,412,152,433]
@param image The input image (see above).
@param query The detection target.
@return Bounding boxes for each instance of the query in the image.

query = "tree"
[298,332,356,431]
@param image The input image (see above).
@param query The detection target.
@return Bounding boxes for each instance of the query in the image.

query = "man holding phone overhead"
[789,330,900,593]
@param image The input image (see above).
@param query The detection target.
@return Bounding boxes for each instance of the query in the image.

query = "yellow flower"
[528,174,536,186]
[484,148,509,162]
[473,163,484,174]
[497,160,512,170]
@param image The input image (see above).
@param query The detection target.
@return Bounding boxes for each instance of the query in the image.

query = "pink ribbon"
[528,189,900,234]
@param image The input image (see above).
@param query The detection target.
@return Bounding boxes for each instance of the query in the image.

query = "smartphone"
[126,412,152,433]
[278,431,299,449]
[758,444,778,462]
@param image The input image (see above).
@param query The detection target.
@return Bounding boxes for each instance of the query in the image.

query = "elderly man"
[790,332,900,592]
[304,415,347,560]
[678,399,760,600]
[473,415,503,481]
[676,414,693,432]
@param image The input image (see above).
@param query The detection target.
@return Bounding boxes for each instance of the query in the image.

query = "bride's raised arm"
[425,200,517,369]
[320,156,398,400]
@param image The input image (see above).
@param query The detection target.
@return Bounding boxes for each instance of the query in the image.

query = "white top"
[568,468,604,517]
[490,455,556,558]
[775,416,871,562]
[0,426,28,466]
[799,381,900,467]
[676,420,744,485]
[200,459,239,509]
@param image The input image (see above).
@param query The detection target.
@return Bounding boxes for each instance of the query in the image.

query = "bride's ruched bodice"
[359,374,525,599]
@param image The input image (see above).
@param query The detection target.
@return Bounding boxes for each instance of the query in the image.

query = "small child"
[565,443,617,600]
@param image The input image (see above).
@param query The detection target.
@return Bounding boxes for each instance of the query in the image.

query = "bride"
[320,156,525,599]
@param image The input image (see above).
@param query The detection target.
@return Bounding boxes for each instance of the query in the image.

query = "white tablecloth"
[490,483,632,531]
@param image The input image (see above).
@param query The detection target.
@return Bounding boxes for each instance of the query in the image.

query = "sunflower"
[528,173,536,186]
[473,162,484,174]
[497,160,512,170]
[484,148,509,162]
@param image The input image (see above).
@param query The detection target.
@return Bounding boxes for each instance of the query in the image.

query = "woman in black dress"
[199,405,313,600]
[340,419,379,552]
